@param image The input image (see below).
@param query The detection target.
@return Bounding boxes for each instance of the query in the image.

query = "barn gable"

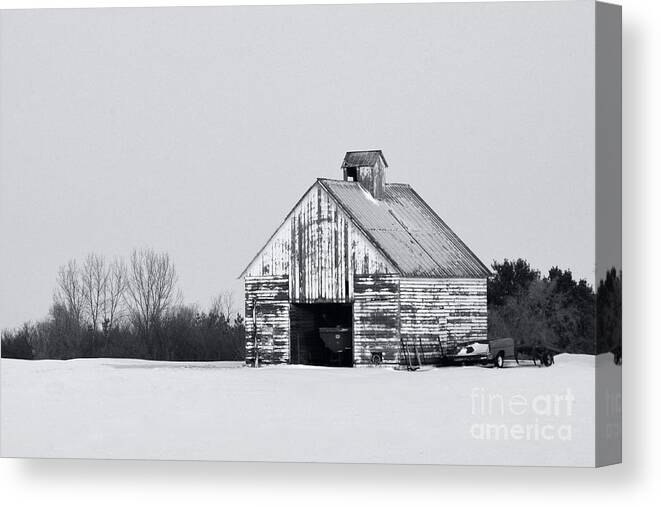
[240,177,491,281]
[241,181,395,302]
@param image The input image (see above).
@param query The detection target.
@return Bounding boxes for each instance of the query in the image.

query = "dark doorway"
[290,303,353,367]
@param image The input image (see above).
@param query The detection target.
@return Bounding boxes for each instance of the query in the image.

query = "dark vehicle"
[446,338,516,368]
[318,326,352,367]
[440,337,558,368]
[514,342,557,367]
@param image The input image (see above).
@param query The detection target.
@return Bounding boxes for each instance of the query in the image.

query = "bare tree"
[211,290,236,322]
[101,258,127,333]
[81,253,107,331]
[54,259,83,324]
[125,248,179,349]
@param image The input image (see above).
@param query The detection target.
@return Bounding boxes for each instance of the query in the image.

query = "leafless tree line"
[54,248,225,341]
[2,248,244,360]
[55,255,128,334]
[54,249,181,336]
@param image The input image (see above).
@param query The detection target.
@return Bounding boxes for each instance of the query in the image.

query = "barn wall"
[440,278,488,344]
[244,275,290,365]
[353,274,401,366]
[290,184,352,303]
[399,278,446,365]
[244,275,487,367]
[399,278,487,362]
[244,182,394,303]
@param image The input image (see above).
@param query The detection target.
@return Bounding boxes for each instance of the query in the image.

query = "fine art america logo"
[470,387,575,441]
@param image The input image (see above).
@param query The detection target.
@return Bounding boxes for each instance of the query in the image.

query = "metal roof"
[318,179,491,278]
[341,150,389,168]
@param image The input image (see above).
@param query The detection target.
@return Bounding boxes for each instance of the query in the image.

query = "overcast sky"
[0,2,596,330]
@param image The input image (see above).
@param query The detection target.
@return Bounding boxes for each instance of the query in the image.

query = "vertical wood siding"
[244,275,290,365]
[353,274,401,366]
[245,221,291,277]
[244,182,393,303]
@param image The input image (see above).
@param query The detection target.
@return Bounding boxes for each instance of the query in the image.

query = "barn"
[239,150,491,368]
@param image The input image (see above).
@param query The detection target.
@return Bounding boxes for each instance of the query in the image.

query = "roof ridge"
[317,179,411,187]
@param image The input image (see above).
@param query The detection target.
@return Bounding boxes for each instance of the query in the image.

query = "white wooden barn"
[239,150,491,367]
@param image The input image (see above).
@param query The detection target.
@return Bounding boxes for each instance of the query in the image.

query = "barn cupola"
[341,150,388,200]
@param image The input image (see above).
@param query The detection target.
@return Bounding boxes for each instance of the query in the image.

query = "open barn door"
[290,303,353,367]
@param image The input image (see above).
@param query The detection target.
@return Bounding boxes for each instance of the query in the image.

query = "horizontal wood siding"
[399,278,446,365]
[353,274,401,366]
[399,278,487,364]
[244,274,487,367]
[244,275,290,365]
[440,278,487,344]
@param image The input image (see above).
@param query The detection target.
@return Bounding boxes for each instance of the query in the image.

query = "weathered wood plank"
[245,275,290,365]
[353,274,401,366]
[399,278,487,365]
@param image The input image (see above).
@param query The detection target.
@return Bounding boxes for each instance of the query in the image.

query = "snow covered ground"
[0,355,610,466]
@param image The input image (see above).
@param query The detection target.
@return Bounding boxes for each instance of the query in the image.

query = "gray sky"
[0,2,596,330]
